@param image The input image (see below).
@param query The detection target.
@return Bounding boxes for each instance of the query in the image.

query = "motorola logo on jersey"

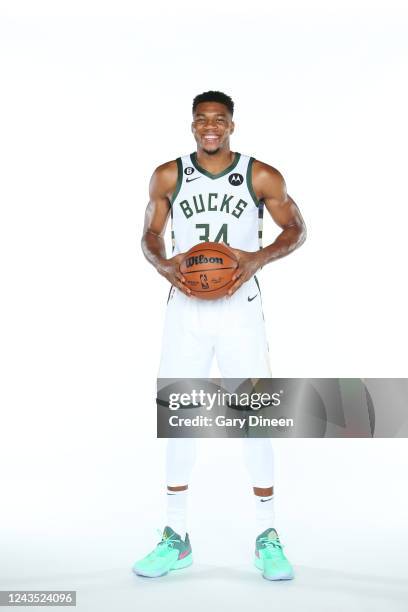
[186,254,223,268]
[184,166,195,175]
[228,172,244,186]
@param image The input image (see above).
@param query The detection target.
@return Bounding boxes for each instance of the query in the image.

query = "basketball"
[179,242,238,300]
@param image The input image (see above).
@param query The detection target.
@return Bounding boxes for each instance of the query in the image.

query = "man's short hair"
[192,91,234,116]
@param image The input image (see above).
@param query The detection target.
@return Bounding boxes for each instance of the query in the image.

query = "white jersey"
[158,150,271,380]
[170,151,263,254]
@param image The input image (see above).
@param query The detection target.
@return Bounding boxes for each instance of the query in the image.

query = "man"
[133,91,306,581]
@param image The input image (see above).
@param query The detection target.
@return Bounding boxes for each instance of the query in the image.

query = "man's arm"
[228,161,306,295]
[141,161,192,296]
[253,160,306,264]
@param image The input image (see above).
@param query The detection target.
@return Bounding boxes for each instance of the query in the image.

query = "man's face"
[191,101,234,154]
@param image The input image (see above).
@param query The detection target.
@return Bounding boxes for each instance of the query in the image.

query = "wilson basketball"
[179,242,238,300]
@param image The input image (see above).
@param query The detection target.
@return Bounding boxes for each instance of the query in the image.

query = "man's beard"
[202,147,220,155]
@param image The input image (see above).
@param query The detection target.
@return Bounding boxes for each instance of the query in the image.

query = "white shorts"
[158,275,272,378]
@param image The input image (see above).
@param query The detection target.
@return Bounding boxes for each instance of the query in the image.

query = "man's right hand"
[157,254,192,297]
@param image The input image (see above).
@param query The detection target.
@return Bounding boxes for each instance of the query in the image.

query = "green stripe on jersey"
[170,158,183,206]
[246,157,260,207]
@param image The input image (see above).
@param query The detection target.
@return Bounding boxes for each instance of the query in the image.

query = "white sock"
[254,493,275,537]
[166,488,188,540]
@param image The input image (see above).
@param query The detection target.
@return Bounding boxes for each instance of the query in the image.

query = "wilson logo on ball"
[186,255,223,268]
[179,242,238,300]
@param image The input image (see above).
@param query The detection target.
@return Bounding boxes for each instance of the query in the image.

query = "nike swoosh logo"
[248,294,258,302]
[186,176,201,182]
[260,497,273,503]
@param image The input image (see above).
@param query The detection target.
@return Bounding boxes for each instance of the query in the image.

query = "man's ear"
[230,120,235,135]
[191,122,195,133]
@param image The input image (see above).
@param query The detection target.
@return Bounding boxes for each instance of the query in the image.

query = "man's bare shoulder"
[251,159,286,200]
[150,159,178,196]
[152,159,178,182]
[252,159,285,183]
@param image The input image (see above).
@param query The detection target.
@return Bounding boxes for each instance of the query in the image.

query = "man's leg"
[216,276,275,534]
[165,438,197,540]
[216,277,294,579]
[133,289,214,577]
[159,290,214,538]
[241,438,275,537]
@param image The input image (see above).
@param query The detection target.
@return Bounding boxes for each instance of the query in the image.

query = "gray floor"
[4,563,408,612]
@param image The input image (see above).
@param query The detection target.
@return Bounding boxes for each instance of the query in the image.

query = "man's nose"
[204,119,217,129]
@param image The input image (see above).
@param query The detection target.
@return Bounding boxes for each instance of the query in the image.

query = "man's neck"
[196,148,235,173]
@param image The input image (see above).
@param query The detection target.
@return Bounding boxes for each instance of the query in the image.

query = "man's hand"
[157,253,192,297]
[227,248,263,296]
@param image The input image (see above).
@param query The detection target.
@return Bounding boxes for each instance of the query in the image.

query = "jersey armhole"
[246,156,260,208]
[170,157,183,207]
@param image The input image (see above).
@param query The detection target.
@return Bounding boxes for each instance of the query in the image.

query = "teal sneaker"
[132,526,193,578]
[254,528,294,580]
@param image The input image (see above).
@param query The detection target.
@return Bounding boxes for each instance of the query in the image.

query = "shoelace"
[258,536,284,555]
[155,529,179,554]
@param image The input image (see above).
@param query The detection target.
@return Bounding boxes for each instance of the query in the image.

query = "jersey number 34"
[196,223,229,245]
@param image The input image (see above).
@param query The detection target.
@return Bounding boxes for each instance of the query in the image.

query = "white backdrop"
[1,1,407,610]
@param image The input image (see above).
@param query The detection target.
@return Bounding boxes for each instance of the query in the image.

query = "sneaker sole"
[254,557,295,580]
[133,553,193,578]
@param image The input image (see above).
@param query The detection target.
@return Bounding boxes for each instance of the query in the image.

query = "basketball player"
[133,91,306,580]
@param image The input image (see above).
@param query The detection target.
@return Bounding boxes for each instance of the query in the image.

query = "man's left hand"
[227,248,263,296]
